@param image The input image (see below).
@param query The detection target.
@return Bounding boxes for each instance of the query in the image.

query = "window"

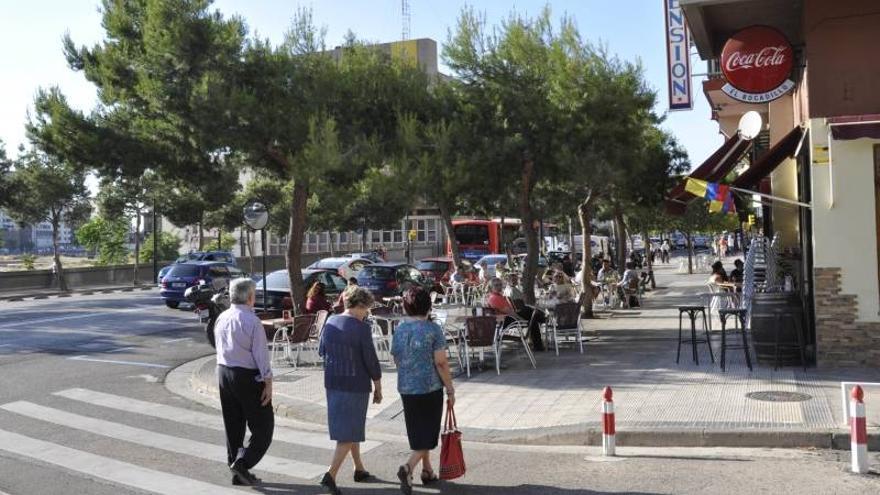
[371,231,381,243]
[393,230,403,243]
[383,231,392,243]
[340,232,349,243]
[167,265,200,278]
[453,224,490,246]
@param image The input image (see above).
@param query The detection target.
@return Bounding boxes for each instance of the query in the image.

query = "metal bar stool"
[677,306,714,365]
[773,307,807,371]
[718,308,751,371]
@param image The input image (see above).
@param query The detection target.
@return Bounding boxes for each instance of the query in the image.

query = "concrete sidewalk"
[177,257,880,448]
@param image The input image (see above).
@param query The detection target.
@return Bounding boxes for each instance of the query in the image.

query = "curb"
[0,285,154,302]
[172,356,880,450]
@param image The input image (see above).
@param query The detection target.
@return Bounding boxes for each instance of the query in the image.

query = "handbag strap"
[444,402,458,432]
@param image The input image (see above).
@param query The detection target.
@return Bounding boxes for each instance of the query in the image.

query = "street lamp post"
[243,201,269,311]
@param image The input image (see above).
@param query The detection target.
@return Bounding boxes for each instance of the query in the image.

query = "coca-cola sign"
[720,26,794,103]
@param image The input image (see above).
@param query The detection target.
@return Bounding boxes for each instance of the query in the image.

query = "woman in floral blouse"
[391,287,456,495]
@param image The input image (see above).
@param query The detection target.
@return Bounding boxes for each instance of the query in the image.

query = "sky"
[0,0,722,169]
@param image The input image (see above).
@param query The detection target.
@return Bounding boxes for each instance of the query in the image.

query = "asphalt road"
[0,291,879,494]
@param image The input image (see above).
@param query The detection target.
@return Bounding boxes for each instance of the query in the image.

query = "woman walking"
[318,286,383,495]
[391,287,456,494]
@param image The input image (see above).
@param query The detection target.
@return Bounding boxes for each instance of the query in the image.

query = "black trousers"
[505,308,546,350]
[218,365,274,469]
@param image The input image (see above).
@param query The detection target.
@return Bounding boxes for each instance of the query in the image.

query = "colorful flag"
[708,200,724,213]
[685,177,709,197]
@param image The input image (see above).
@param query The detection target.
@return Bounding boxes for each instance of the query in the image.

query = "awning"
[666,133,752,212]
[829,114,880,140]
[732,126,805,189]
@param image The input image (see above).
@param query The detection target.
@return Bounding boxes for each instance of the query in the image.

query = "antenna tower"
[401,0,411,41]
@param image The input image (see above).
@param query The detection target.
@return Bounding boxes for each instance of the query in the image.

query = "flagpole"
[729,186,812,209]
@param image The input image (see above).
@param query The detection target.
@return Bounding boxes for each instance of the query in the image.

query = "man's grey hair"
[343,286,375,310]
[229,278,256,305]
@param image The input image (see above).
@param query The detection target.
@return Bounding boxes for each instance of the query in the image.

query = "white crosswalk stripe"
[54,388,381,452]
[0,401,328,480]
[0,428,245,495]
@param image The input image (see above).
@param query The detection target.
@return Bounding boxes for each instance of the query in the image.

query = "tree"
[97,172,160,282]
[4,150,90,291]
[76,217,129,266]
[444,7,568,304]
[233,10,431,312]
[140,232,182,263]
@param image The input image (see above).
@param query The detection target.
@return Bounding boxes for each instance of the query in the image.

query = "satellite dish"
[738,111,763,140]
[243,201,269,230]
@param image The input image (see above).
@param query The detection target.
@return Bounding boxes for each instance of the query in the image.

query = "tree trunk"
[613,210,627,274]
[578,195,596,318]
[286,181,309,315]
[686,232,694,275]
[567,216,575,255]
[519,158,538,305]
[642,229,656,289]
[133,211,141,285]
[198,220,204,250]
[51,212,68,293]
[438,201,461,268]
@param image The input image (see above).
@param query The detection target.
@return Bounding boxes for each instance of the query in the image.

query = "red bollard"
[602,386,615,456]
[851,385,868,474]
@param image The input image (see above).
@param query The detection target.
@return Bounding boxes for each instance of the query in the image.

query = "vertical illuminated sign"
[665,0,692,111]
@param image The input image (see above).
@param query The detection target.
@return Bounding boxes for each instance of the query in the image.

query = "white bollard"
[602,386,616,456]
[851,385,869,474]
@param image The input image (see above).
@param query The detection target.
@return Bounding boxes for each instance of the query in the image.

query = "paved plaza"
[182,256,880,447]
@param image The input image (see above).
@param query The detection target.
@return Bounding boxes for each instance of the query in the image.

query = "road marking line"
[107,346,136,353]
[0,401,327,480]
[67,356,170,369]
[0,306,170,329]
[0,428,243,495]
[162,337,190,343]
[54,388,380,453]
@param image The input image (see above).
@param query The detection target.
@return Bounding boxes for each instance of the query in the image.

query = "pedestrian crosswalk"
[0,388,385,494]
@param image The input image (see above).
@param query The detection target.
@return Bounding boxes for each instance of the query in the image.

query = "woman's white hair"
[229,278,256,305]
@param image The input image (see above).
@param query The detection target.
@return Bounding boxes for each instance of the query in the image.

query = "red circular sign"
[721,26,793,94]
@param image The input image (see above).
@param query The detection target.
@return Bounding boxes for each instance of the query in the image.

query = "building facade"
[679,0,880,365]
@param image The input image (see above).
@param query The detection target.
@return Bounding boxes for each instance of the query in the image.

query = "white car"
[306,257,372,280]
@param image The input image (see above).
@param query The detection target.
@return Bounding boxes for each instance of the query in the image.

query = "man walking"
[215,278,274,486]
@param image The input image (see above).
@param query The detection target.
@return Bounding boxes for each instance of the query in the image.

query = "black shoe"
[421,469,440,485]
[320,472,342,495]
[353,469,373,482]
[397,465,413,495]
[229,459,260,486]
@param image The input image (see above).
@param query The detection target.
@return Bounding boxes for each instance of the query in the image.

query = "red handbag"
[439,402,465,480]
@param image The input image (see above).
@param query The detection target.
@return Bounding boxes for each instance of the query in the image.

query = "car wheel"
[165,300,180,309]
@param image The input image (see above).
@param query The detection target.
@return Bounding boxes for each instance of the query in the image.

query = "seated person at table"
[503,273,524,301]
[597,259,619,286]
[305,282,332,314]
[450,265,466,284]
[729,259,744,292]
[708,261,729,286]
[549,272,576,303]
[333,278,358,314]
[485,277,545,352]
[476,260,490,283]
[619,262,640,307]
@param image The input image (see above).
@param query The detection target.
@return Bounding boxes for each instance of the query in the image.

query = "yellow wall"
[769,93,800,249]
[810,118,880,321]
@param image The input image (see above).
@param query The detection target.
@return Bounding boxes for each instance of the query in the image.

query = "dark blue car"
[356,262,431,299]
[160,261,238,308]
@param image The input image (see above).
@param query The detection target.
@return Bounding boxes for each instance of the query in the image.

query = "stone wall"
[814,267,880,366]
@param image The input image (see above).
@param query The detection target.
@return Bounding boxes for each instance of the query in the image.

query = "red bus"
[447,219,525,262]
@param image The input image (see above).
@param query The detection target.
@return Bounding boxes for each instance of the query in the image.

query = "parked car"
[416,257,455,285]
[306,256,372,280]
[159,261,236,309]
[345,252,384,263]
[474,254,511,279]
[254,269,348,312]
[157,250,237,284]
[356,262,431,299]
